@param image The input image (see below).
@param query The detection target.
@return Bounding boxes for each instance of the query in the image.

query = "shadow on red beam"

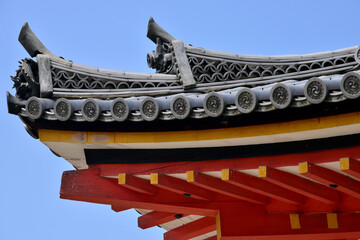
[94,146,360,176]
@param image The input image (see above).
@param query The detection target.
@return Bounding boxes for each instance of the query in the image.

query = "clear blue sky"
[1,1,360,239]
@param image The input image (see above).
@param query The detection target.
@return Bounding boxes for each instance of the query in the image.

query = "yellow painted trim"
[258,166,267,177]
[340,157,350,171]
[289,214,301,229]
[222,169,230,181]
[38,112,360,144]
[150,173,158,184]
[88,132,115,143]
[216,211,221,240]
[118,173,126,185]
[39,129,87,143]
[187,171,194,183]
[299,162,308,174]
[327,213,339,229]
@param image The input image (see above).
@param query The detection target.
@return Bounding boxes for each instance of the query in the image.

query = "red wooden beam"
[138,211,188,229]
[300,162,360,199]
[340,157,360,179]
[164,217,216,240]
[259,166,339,204]
[151,174,218,201]
[118,173,158,195]
[203,237,217,240]
[218,202,360,239]
[222,169,304,205]
[60,168,219,217]
[187,171,269,205]
[111,205,131,212]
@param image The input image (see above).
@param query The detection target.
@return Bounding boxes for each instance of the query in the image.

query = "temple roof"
[6,18,360,126]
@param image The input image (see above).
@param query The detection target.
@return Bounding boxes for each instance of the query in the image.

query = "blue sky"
[1,1,360,239]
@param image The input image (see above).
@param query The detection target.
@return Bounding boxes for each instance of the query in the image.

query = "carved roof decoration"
[6,18,360,124]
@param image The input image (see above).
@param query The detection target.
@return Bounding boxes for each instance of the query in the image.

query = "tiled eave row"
[9,70,360,123]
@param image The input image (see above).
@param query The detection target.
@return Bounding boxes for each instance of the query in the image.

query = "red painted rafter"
[164,217,216,240]
[61,168,360,239]
[118,174,158,195]
[152,174,218,201]
[111,205,131,212]
[223,169,304,205]
[203,237,217,240]
[300,162,360,199]
[189,171,269,205]
[138,211,188,229]
[259,166,339,204]
[60,168,219,217]
[340,157,360,179]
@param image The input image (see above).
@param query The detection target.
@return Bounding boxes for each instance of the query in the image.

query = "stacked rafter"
[60,148,360,239]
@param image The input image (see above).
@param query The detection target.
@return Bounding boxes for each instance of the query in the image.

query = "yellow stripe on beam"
[216,211,222,240]
[299,162,308,174]
[221,169,230,181]
[118,173,126,185]
[340,157,350,171]
[289,214,301,229]
[187,171,194,182]
[38,112,360,144]
[327,213,339,229]
[258,166,267,177]
[150,173,158,184]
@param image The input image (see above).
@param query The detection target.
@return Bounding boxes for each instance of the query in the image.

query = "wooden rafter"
[222,169,304,205]
[59,153,360,239]
[340,157,360,179]
[299,162,360,199]
[187,171,269,205]
[259,166,339,204]
[118,173,158,195]
[60,168,218,217]
[138,211,188,229]
[150,174,218,201]
[111,205,130,212]
[163,217,216,240]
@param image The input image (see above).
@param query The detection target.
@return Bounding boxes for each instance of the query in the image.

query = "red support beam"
[340,157,360,179]
[111,205,131,212]
[259,166,339,204]
[118,173,158,195]
[60,168,219,217]
[218,202,360,239]
[222,169,304,205]
[204,237,217,240]
[164,217,216,240]
[299,162,360,199]
[138,211,188,229]
[151,174,219,201]
[188,171,269,205]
